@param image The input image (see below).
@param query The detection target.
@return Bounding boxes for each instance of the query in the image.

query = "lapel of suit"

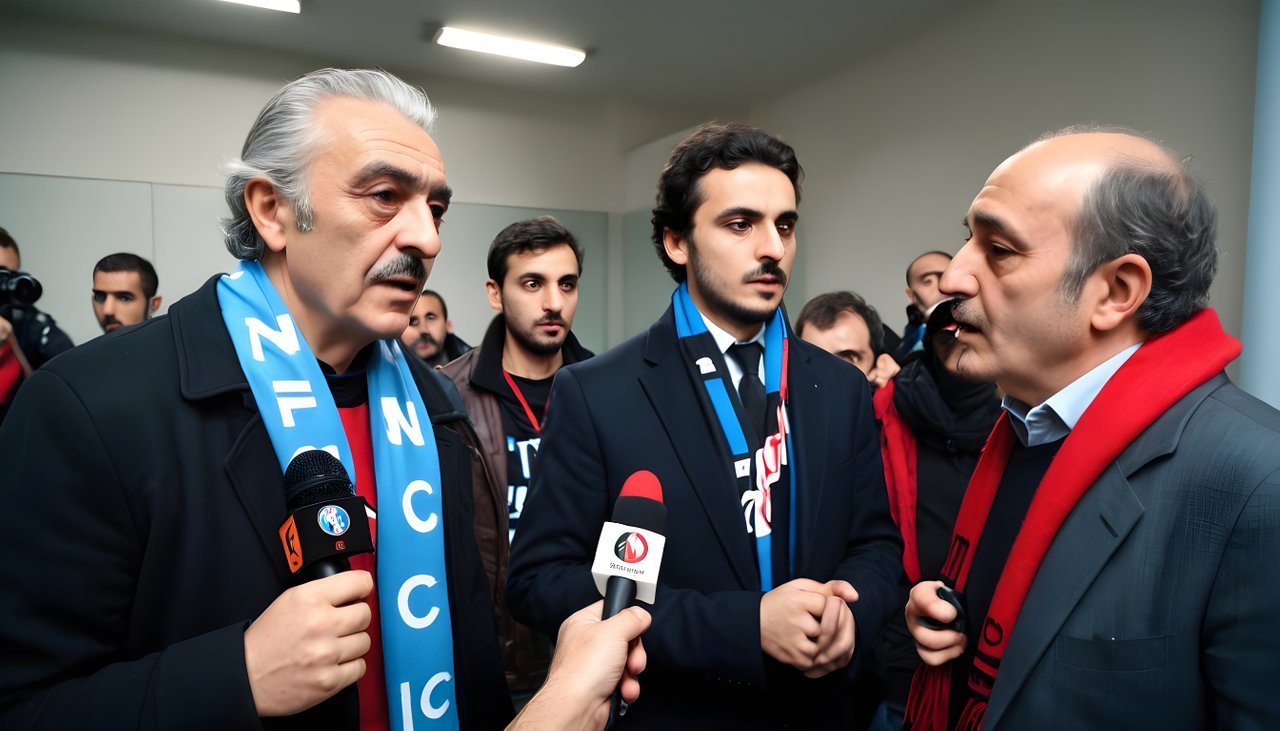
[638,306,758,588]
[983,375,1227,728]
[173,276,295,585]
[781,336,828,571]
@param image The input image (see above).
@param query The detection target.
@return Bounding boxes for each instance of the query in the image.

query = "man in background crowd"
[400,287,471,368]
[442,214,593,695]
[867,298,1000,729]
[796,290,900,388]
[895,250,951,360]
[92,252,163,334]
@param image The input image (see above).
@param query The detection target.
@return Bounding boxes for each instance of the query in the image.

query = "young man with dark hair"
[401,288,471,368]
[795,290,900,388]
[905,129,1280,729]
[442,214,593,694]
[92,251,163,333]
[509,123,901,729]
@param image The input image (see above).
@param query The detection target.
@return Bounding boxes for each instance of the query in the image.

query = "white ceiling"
[0,0,968,106]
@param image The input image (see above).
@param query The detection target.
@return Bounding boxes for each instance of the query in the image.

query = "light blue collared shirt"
[1003,343,1142,447]
[701,314,765,391]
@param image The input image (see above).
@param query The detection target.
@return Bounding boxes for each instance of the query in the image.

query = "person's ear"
[663,228,689,267]
[1087,253,1152,333]
[486,279,502,312]
[244,178,292,253]
[148,295,163,316]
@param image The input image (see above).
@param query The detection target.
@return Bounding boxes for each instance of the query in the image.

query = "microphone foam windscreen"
[284,450,354,511]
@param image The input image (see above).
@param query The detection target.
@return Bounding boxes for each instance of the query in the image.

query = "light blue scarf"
[218,260,459,729]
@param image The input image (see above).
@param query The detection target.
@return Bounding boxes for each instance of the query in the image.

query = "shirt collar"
[700,313,765,386]
[1003,342,1142,446]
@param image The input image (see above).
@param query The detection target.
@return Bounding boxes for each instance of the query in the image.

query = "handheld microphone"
[592,470,667,619]
[593,471,666,725]
[277,450,374,581]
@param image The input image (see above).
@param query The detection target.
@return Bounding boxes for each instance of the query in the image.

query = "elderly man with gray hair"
[0,68,649,731]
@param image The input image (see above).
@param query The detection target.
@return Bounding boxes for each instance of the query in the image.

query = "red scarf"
[905,308,1240,730]
[874,380,923,583]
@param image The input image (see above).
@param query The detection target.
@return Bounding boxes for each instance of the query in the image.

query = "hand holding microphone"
[244,450,376,717]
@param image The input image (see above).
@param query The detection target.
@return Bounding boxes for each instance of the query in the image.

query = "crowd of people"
[1,67,1277,731]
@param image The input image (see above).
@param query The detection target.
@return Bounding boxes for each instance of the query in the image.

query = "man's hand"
[0,314,11,342]
[760,578,859,678]
[509,600,651,731]
[906,580,967,666]
[867,353,901,389]
[243,570,373,717]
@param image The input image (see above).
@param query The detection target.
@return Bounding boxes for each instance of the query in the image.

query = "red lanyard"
[502,370,550,434]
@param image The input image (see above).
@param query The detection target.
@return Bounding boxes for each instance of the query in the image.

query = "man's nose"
[543,286,563,312]
[940,242,977,298]
[396,198,443,261]
[756,227,785,261]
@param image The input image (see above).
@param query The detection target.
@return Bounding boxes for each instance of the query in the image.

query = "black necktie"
[728,342,767,440]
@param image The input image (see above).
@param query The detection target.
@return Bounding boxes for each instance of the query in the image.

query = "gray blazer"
[987,374,1280,729]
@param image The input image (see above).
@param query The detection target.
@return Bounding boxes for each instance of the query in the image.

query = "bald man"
[904,127,1280,730]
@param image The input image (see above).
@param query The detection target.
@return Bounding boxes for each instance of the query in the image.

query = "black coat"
[0,276,511,730]
[508,306,903,729]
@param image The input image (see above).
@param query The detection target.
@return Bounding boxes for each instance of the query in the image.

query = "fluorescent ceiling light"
[434,26,586,68]
[215,0,300,14]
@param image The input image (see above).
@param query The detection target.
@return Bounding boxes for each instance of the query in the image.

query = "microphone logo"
[317,505,351,537]
[613,531,649,563]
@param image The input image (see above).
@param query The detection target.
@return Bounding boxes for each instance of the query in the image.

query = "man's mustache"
[415,333,440,347]
[368,255,426,285]
[742,261,788,286]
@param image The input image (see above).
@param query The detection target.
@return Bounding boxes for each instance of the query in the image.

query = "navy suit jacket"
[508,306,903,729]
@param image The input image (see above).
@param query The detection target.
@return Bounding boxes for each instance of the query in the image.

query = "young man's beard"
[687,243,788,328]
[507,315,568,357]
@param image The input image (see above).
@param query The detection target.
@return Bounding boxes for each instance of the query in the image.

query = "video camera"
[0,268,42,308]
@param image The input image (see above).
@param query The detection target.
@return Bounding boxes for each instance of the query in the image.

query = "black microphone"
[277,449,374,581]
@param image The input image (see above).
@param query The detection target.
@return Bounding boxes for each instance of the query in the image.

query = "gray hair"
[222,68,437,260]
[1045,126,1218,334]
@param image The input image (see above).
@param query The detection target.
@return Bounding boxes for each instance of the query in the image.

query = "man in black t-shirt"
[442,215,593,694]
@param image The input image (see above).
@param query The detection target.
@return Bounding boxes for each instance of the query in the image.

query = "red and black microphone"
[277,449,373,581]
[591,471,666,725]
[593,470,668,618]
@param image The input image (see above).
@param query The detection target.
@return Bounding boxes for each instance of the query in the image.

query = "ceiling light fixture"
[433,26,586,68]
[215,0,300,14]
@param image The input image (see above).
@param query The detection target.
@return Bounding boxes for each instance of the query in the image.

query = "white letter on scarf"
[382,397,425,446]
[402,480,439,533]
[272,380,316,427]
[245,314,300,362]
[397,574,441,629]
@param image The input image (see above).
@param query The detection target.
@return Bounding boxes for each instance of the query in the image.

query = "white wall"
[0,3,1264,352]
[750,0,1259,343]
